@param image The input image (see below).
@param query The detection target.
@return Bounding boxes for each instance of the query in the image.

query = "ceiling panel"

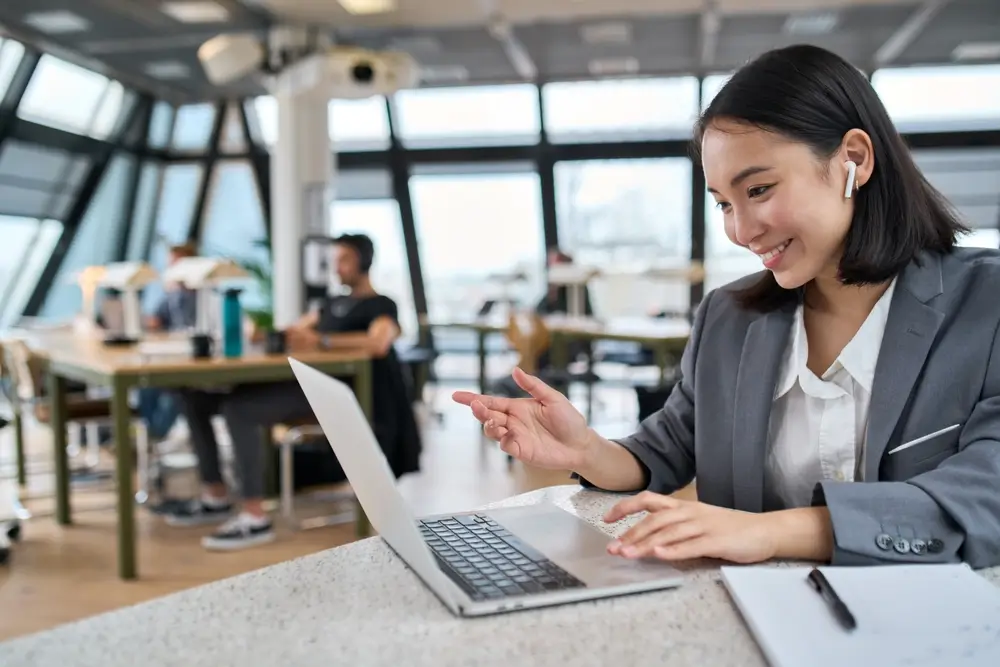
[715,4,914,72]
[0,0,997,102]
[898,0,1000,66]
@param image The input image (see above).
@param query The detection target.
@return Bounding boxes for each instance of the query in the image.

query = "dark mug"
[191,333,214,359]
[264,329,286,355]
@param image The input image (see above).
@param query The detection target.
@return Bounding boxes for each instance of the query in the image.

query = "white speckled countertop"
[1,484,998,667]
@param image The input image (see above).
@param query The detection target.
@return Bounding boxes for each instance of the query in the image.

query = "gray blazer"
[592,247,1000,568]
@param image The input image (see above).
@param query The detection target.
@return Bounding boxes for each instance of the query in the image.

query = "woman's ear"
[840,128,875,189]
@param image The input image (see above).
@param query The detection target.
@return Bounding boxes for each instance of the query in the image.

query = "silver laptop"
[288,357,684,617]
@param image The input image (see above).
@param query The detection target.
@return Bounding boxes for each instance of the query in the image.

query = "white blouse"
[764,279,898,508]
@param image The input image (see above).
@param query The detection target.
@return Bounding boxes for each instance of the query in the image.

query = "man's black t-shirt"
[314,293,421,478]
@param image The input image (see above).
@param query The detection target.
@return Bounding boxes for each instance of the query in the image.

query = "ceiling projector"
[197,32,420,98]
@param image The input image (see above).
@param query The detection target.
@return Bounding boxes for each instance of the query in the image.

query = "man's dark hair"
[333,233,375,273]
[694,44,967,311]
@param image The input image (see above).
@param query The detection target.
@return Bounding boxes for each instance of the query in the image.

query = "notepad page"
[721,564,1000,667]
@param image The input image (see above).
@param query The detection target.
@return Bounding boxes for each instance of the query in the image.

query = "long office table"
[1,484,996,666]
[423,315,690,394]
[8,328,372,580]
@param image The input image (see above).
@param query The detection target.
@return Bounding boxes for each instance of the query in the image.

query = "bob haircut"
[694,44,968,312]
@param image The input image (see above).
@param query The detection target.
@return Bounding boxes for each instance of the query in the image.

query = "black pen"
[807,568,857,631]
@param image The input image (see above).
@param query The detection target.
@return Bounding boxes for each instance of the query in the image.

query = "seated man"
[138,243,198,440]
[164,233,423,551]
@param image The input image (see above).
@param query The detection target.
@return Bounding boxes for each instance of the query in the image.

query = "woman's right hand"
[451,367,594,471]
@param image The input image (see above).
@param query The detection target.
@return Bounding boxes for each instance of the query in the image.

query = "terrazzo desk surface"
[2,484,998,667]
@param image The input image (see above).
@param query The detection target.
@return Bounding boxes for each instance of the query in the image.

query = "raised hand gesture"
[452,367,593,471]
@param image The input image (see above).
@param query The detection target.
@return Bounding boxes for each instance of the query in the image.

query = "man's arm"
[286,309,319,332]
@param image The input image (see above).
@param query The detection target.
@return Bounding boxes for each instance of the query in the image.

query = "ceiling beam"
[477,0,537,81]
[699,0,721,72]
[873,0,951,69]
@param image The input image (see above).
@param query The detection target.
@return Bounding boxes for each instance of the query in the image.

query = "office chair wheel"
[6,521,20,542]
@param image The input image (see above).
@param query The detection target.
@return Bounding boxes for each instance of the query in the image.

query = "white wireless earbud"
[844,160,857,199]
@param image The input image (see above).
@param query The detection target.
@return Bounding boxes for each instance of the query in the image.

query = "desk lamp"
[96,262,159,345]
[74,265,107,333]
[547,264,600,318]
[483,270,528,318]
[162,257,250,344]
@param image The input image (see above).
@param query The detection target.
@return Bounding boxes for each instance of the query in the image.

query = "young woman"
[453,44,1000,569]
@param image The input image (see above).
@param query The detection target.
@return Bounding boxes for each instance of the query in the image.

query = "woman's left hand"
[604,491,776,564]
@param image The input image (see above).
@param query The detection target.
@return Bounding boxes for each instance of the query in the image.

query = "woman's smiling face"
[701,118,859,290]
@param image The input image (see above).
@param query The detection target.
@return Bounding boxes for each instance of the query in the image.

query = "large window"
[41,155,136,318]
[542,77,700,143]
[143,164,203,310]
[393,84,540,148]
[873,65,1000,132]
[410,167,545,321]
[17,55,127,139]
[703,197,761,293]
[125,163,164,261]
[199,161,269,309]
[331,198,417,342]
[0,219,61,327]
[148,102,175,149]
[0,217,61,325]
[0,38,25,97]
[555,158,692,316]
[0,141,89,220]
[251,95,391,151]
[915,148,1000,245]
[172,103,216,151]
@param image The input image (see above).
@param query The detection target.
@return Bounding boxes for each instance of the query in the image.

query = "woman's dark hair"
[695,44,967,311]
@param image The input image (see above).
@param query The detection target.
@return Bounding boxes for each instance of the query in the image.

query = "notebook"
[721,564,1000,667]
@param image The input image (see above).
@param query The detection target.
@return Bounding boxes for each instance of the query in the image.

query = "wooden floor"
[0,384,640,641]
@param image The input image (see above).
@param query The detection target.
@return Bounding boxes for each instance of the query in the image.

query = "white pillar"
[269,89,332,329]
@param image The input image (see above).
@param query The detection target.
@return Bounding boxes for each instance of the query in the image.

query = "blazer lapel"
[732,304,794,513]
[864,254,946,481]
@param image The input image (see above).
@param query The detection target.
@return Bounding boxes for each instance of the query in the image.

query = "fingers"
[616,521,704,560]
[609,504,694,554]
[484,421,508,441]
[452,391,513,413]
[603,491,680,523]
[511,367,563,404]
[652,536,713,562]
[470,400,508,426]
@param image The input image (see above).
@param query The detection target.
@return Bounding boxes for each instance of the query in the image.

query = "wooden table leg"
[477,330,487,395]
[111,377,137,580]
[352,361,373,538]
[13,408,25,486]
[47,372,70,525]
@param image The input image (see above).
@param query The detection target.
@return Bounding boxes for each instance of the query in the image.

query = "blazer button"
[893,537,911,554]
[875,533,893,550]
[927,538,945,554]
[910,539,927,555]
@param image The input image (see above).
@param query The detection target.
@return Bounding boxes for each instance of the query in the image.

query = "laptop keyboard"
[419,513,586,601]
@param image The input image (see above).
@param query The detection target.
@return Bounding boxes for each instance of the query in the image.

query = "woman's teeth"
[760,240,790,262]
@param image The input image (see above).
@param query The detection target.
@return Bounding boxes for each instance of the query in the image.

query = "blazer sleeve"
[814,320,1000,569]
[577,289,714,494]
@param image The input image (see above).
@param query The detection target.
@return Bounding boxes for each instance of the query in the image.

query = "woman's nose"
[732,209,764,247]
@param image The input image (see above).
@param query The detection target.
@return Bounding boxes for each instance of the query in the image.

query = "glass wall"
[543,77,699,142]
[393,84,540,148]
[41,154,136,318]
[555,157,693,315]
[410,166,545,321]
[142,163,203,310]
[199,160,270,309]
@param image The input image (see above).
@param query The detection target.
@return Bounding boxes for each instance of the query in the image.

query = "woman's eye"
[715,201,731,213]
[747,185,771,198]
